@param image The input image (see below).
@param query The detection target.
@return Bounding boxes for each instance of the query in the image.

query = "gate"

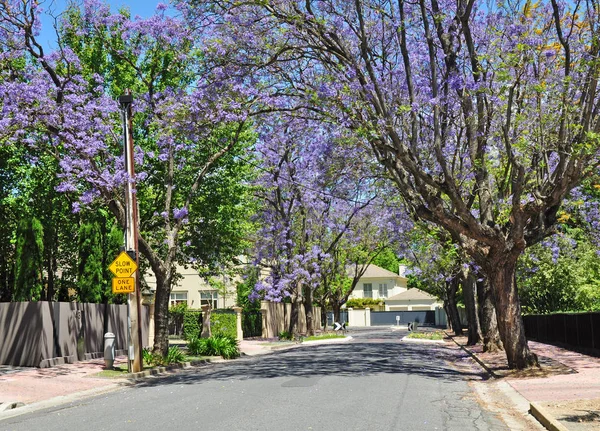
[371,310,435,326]
[326,311,348,326]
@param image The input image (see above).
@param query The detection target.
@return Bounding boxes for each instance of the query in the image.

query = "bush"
[278,330,293,340]
[187,335,240,359]
[143,346,186,366]
[183,309,202,340]
[345,298,384,309]
[211,311,237,338]
[187,337,203,356]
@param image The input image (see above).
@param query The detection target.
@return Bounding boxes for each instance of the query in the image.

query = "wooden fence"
[0,301,149,367]
[260,301,322,338]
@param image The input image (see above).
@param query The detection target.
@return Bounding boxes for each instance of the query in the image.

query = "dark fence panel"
[524,312,600,351]
[0,301,148,367]
[371,310,435,326]
[326,311,349,327]
[242,311,262,338]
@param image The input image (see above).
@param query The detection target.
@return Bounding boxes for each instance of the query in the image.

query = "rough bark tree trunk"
[488,256,537,369]
[476,278,503,353]
[461,268,482,346]
[446,279,463,336]
[152,270,172,356]
[319,300,327,330]
[303,285,314,336]
[288,294,300,336]
[443,303,453,332]
[332,302,342,325]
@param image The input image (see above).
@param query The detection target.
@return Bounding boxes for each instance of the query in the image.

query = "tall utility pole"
[119,91,144,373]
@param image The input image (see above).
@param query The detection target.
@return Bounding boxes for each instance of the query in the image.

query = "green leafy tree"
[13,216,44,301]
[518,229,600,313]
[77,219,104,303]
[371,247,400,275]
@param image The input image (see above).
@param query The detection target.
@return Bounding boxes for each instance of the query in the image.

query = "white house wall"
[385,300,441,311]
[144,266,238,309]
[351,277,407,299]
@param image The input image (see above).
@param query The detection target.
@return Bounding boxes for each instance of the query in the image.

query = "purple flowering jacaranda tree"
[0,0,255,355]
[183,0,600,368]
[251,115,411,335]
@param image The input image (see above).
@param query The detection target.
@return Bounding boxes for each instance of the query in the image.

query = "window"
[379,283,388,298]
[200,290,219,309]
[170,292,187,307]
[363,283,373,298]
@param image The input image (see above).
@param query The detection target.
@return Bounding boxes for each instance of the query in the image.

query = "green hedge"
[345,298,384,309]
[183,309,202,340]
[242,311,262,337]
[211,311,237,338]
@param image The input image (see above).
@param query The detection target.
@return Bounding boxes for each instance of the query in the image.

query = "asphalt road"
[0,327,510,431]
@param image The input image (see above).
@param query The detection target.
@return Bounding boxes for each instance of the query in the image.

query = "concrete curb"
[444,331,500,379]
[530,402,569,431]
[401,336,445,344]
[124,357,224,380]
[0,384,122,421]
[0,402,25,412]
[445,332,567,431]
[302,336,353,345]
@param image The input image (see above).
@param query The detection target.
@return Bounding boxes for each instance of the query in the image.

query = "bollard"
[104,332,116,369]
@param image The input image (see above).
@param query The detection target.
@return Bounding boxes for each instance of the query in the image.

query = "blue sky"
[38,0,166,50]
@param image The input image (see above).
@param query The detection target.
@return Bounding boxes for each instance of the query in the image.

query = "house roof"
[386,288,438,302]
[348,264,406,280]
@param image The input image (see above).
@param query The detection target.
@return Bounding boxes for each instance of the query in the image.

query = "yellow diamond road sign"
[112,277,136,294]
[108,251,138,277]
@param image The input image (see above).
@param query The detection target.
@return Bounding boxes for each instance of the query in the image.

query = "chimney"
[398,265,406,277]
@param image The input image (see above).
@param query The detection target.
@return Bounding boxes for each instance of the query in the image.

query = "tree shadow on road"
[130,339,487,389]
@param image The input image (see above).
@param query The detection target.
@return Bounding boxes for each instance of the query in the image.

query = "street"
[1,328,518,431]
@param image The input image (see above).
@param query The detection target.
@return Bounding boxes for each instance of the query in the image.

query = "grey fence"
[371,310,436,326]
[523,312,600,351]
[326,311,349,326]
[0,301,149,367]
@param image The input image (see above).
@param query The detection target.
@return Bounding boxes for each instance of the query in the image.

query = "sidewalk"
[450,335,600,431]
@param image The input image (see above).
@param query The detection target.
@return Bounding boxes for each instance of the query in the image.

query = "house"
[384,288,443,311]
[348,264,408,302]
[144,265,238,309]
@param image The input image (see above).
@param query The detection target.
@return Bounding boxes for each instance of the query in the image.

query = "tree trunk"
[443,303,453,332]
[319,300,327,330]
[152,270,171,356]
[461,268,482,346]
[488,257,537,369]
[303,285,314,336]
[477,277,503,353]
[201,305,212,338]
[288,295,300,336]
[446,279,463,336]
[332,302,342,325]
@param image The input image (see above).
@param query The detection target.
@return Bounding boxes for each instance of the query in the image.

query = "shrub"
[187,337,203,356]
[187,335,240,359]
[142,348,154,365]
[183,309,202,340]
[278,330,293,340]
[165,346,186,364]
[345,298,384,309]
[143,346,186,366]
[211,311,237,338]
